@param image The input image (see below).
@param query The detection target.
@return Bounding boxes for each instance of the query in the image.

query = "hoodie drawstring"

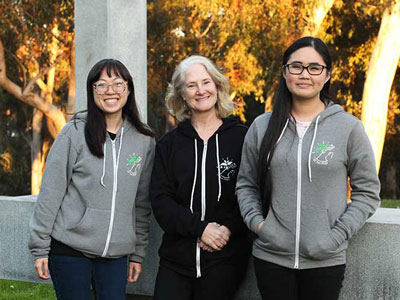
[215,134,221,202]
[267,118,289,162]
[308,116,320,183]
[190,139,198,213]
[100,127,124,188]
[100,142,107,187]
[115,128,124,191]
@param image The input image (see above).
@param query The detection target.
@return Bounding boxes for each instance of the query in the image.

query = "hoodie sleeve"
[28,132,77,259]
[129,137,155,263]
[331,121,381,245]
[150,138,208,238]
[236,119,265,234]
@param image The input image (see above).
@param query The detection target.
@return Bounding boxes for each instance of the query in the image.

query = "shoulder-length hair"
[259,36,334,215]
[165,55,234,122]
[83,59,154,158]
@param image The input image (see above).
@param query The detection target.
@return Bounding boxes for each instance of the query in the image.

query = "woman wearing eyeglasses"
[29,59,155,299]
[236,37,380,300]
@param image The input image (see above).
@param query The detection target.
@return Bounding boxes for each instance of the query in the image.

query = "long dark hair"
[81,59,154,158]
[259,36,334,216]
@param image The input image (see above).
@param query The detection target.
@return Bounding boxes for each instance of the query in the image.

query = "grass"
[0,279,55,300]
[381,199,400,209]
[0,279,152,300]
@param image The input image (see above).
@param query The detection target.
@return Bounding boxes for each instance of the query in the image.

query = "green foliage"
[381,199,400,208]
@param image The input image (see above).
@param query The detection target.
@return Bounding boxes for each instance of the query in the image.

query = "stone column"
[74,0,147,120]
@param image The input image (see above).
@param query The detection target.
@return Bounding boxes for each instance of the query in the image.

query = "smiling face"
[182,63,218,117]
[93,68,130,118]
[283,47,330,103]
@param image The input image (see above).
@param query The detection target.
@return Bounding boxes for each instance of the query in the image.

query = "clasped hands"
[199,222,231,252]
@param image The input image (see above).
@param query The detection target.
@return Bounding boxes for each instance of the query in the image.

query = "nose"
[105,84,114,94]
[196,84,206,94]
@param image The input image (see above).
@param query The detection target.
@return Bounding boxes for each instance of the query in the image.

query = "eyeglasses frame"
[93,82,127,95]
[282,63,329,76]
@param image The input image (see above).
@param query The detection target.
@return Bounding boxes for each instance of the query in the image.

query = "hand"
[127,262,142,283]
[257,221,265,234]
[218,225,231,238]
[199,239,214,252]
[34,258,50,280]
[201,222,230,251]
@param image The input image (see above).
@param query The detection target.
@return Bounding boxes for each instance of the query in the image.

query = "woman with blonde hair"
[150,55,251,300]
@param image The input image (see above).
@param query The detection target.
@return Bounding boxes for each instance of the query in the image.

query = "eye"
[309,65,322,71]
[187,84,195,89]
[114,82,125,87]
[291,64,303,70]
[96,83,107,88]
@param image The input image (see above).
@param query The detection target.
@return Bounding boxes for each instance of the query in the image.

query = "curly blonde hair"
[165,55,234,121]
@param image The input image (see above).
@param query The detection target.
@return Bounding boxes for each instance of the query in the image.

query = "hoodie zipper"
[101,139,118,257]
[196,140,208,278]
[294,136,303,269]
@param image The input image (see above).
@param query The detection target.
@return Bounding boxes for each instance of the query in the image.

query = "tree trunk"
[31,108,43,195]
[361,1,400,173]
[303,0,335,36]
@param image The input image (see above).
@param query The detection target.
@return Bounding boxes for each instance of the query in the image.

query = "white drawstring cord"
[267,118,289,162]
[216,134,221,202]
[190,139,198,213]
[100,142,107,187]
[115,127,124,192]
[308,116,320,183]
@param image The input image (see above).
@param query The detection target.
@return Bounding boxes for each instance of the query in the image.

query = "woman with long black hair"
[29,59,155,299]
[236,37,380,300]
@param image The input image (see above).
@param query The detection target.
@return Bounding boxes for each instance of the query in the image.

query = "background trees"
[0,0,74,194]
[0,0,399,198]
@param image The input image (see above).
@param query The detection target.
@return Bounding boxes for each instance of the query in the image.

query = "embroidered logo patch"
[217,157,237,181]
[312,142,335,165]
[126,153,142,176]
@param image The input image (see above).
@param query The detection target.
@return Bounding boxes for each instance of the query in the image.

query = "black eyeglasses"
[283,63,328,75]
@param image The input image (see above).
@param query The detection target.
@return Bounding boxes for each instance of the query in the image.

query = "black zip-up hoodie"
[150,116,250,278]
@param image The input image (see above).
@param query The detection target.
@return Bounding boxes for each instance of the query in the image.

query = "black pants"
[153,263,245,300]
[254,257,345,300]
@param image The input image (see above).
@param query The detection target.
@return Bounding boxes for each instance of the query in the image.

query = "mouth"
[104,97,119,104]
[296,83,312,88]
[195,95,210,101]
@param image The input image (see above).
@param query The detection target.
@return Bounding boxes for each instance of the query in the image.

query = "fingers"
[34,258,50,280]
[127,262,142,283]
[201,223,231,251]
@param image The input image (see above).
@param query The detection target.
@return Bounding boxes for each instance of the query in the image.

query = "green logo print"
[127,153,142,176]
[313,142,335,165]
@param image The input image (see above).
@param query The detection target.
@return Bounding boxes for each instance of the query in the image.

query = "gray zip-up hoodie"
[29,116,155,262]
[236,103,380,269]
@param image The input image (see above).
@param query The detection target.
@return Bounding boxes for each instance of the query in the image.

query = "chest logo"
[126,153,142,176]
[218,157,237,181]
[312,142,335,165]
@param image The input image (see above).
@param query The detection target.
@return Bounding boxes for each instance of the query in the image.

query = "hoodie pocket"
[257,210,293,255]
[300,207,340,260]
[63,207,110,253]
[107,211,136,257]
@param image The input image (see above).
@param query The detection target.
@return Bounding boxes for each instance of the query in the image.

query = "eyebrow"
[289,61,323,65]
[97,77,123,82]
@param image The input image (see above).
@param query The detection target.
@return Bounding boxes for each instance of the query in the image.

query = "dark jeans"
[254,257,345,300]
[154,263,245,300]
[48,255,128,300]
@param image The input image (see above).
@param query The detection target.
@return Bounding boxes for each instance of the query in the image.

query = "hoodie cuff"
[129,254,144,263]
[197,221,209,238]
[250,215,265,234]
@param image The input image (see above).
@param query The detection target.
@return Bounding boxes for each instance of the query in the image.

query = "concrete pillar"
[74,0,147,120]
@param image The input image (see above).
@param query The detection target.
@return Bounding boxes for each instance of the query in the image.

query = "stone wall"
[1,195,399,299]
